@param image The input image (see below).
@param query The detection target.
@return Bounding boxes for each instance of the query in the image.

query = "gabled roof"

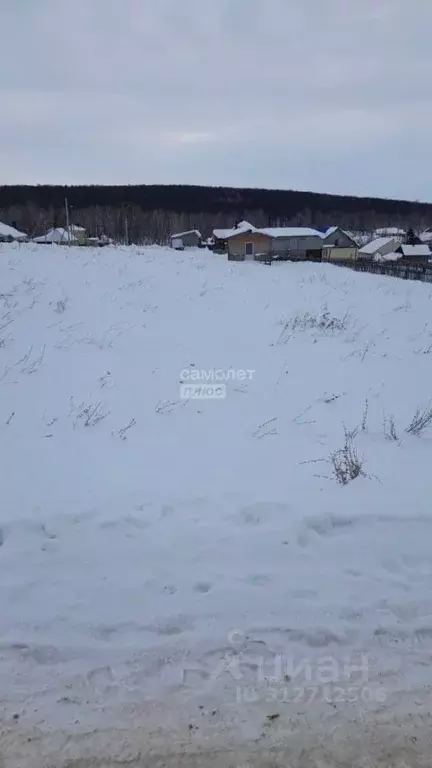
[321,226,358,246]
[0,221,27,240]
[33,228,78,244]
[171,229,202,239]
[322,226,339,238]
[213,221,257,239]
[259,227,322,238]
[234,220,254,230]
[214,224,325,241]
[359,236,396,255]
[397,244,431,258]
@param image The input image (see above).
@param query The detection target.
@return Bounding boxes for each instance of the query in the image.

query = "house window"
[245,242,254,256]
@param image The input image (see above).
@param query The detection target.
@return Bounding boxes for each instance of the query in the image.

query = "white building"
[33,228,79,245]
[419,229,432,245]
[359,237,399,260]
[170,229,202,249]
[0,222,28,242]
[374,227,406,242]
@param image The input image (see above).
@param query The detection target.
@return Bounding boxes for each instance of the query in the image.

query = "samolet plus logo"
[180,368,254,400]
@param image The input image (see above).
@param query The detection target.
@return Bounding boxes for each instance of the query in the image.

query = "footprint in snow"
[160,505,175,518]
[232,502,291,527]
[149,615,196,636]
[247,574,272,586]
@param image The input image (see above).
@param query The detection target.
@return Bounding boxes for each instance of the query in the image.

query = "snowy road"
[1,244,432,765]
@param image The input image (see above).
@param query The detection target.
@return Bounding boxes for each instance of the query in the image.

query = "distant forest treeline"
[1,185,431,243]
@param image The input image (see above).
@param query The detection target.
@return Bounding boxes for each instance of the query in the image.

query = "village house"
[261,227,323,261]
[374,227,406,242]
[34,228,79,245]
[170,229,202,249]
[33,226,88,245]
[358,236,399,260]
[69,225,87,244]
[419,229,432,247]
[212,221,255,253]
[222,227,269,261]
[374,243,431,265]
[87,234,113,247]
[0,222,28,242]
[213,223,323,262]
[395,244,431,264]
[321,226,358,261]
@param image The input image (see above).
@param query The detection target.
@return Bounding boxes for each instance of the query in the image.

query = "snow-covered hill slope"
[1,243,432,766]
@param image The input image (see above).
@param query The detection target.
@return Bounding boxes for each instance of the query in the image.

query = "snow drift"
[1,242,432,766]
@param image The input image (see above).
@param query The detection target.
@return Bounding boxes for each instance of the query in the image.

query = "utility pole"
[65,197,71,245]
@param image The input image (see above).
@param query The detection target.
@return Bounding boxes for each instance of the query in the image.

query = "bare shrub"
[360,342,372,363]
[393,300,412,312]
[54,298,68,314]
[0,312,13,332]
[117,418,137,440]
[276,306,350,344]
[319,392,344,404]
[73,401,110,428]
[343,423,359,441]
[416,344,432,355]
[155,400,186,415]
[361,398,369,432]
[383,414,399,442]
[21,345,46,375]
[99,371,113,389]
[405,404,432,436]
[293,309,347,333]
[252,417,278,438]
[330,431,365,485]
[343,342,374,362]
[293,406,315,426]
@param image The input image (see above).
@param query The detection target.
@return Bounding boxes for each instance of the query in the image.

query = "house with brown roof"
[214,223,324,262]
[212,221,256,253]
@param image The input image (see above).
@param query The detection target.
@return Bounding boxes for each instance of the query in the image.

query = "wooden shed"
[170,230,202,249]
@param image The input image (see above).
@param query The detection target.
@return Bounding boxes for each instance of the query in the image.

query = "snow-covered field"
[1,243,432,766]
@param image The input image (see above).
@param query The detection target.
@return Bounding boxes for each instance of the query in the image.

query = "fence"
[239,252,432,283]
[329,259,432,283]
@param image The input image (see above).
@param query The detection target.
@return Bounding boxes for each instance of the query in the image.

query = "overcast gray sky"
[1,0,431,200]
